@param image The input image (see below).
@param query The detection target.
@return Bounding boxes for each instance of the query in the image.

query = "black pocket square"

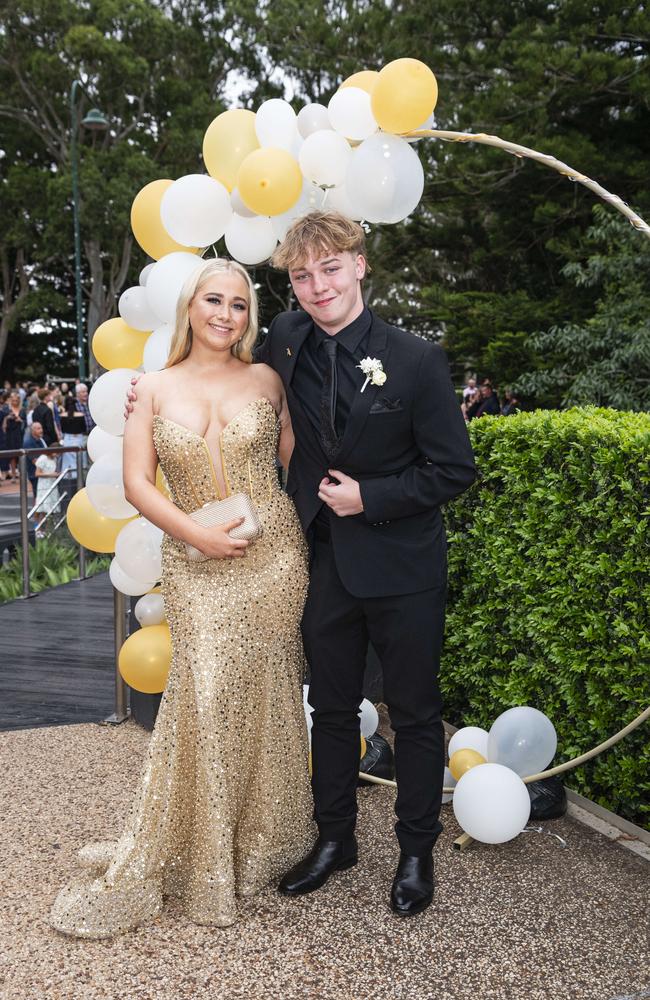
[370,396,402,414]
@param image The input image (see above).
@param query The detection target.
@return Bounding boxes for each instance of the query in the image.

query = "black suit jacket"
[256,310,476,598]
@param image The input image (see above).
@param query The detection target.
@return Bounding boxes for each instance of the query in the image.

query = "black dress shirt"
[291,306,373,440]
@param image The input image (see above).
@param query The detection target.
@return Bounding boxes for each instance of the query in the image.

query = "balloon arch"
[65,58,649,846]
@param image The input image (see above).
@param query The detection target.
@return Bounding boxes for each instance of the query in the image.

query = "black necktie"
[320,337,340,460]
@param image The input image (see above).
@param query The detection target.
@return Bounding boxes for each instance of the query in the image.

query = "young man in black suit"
[257,211,476,916]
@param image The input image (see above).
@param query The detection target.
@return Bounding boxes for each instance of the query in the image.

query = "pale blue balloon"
[487,706,557,778]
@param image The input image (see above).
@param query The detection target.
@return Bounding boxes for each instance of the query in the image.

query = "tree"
[515,206,650,410]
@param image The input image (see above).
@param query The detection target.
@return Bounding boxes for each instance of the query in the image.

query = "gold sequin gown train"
[50,398,315,937]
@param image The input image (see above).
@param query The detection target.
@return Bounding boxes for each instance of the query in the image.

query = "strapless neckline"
[153,397,277,445]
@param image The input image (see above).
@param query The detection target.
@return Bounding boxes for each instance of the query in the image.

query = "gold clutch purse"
[184,492,263,562]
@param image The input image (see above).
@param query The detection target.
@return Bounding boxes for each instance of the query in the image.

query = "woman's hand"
[194,518,250,559]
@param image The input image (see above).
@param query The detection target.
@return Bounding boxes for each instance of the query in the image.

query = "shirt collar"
[313,306,372,356]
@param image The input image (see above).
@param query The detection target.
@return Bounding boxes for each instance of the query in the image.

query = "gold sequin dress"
[50,398,314,937]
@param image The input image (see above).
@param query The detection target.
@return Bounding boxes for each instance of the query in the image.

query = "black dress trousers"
[302,535,447,857]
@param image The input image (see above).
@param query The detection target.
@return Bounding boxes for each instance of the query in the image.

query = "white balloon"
[109,557,157,597]
[145,251,204,326]
[448,726,490,760]
[487,706,557,778]
[143,324,174,373]
[86,452,137,519]
[270,179,325,241]
[359,699,379,739]
[442,766,457,804]
[303,684,314,736]
[231,188,257,218]
[255,99,300,151]
[134,592,165,627]
[297,103,331,139]
[115,517,164,583]
[118,286,159,331]
[86,426,123,463]
[161,173,232,247]
[299,130,352,188]
[453,763,531,844]
[328,87,378,141]
[139,262,155,286]
[325,182,363,221]
[88,368,140,437]
[224,215,277,265]
[346,133,424,224]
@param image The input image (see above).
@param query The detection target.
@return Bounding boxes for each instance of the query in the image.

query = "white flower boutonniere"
[357,357,387,393]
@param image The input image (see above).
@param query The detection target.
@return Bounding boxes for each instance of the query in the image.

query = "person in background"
[25,390,39,428]
[32,387,59,445]
[468,382,500,419]
[461,386,480,422]
[2,390,26,480]
[61,390,88,495]
[23,421,47,501]
[501,389,521,416]
[34,446,62,537]
[462,376,477,402]
[0,390,10,481]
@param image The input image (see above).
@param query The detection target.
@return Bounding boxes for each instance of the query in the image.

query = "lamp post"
[70,80,109,381]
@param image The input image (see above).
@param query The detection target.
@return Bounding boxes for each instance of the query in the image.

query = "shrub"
[0,537,110,603]
[443,407,650,829]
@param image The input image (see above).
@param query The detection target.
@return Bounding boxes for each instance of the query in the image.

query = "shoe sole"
[390,894,433,918]
[278,856,358,897]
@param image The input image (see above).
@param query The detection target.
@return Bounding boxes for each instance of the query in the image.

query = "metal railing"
[0,443,128,724]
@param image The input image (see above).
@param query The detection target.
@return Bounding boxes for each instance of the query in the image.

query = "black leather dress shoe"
[390,852,434,917]
[278,837,358,896]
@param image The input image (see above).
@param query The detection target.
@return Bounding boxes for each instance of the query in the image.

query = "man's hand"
[318,469,364,517]
[124,375,141,420]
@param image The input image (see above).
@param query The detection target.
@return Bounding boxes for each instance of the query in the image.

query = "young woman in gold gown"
[50,259,314,937]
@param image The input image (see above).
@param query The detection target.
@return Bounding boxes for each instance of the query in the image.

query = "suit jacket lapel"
[333,316,390,465]
[276,313,312,388]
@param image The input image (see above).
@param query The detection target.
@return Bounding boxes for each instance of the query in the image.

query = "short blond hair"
[166,258,259,367]
[271,210,368,271]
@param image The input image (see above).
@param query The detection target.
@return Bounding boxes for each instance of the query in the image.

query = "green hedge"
[443,407,650,829]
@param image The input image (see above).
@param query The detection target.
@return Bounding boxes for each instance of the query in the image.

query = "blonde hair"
[166,258,259,367]
[271,210,368,272]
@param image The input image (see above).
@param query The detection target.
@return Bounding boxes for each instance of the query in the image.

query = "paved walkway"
[1,720,647,1000]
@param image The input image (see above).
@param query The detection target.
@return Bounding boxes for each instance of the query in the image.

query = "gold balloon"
[155,464,170,499]
[340,70,379,94]
[118,623,171,694]
[66,489,135,553]
[371,58,438,135]
[92,318,150,371]
[449,748,486,781]
[130,180,199,260]
[237,147,303,216]
[203,109,260,192]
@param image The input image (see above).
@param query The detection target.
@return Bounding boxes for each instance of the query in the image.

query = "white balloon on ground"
[134,592,165,627]
[328,87,378,141]
[86,452,137,519]
[161,174,232,247]
[442,766,457,804]
[143,324,174,373]
[115,517,164,583]
[452,762,531,844]
[448,726,490,761]
[487,706,557,778]
[118,286,159,332]
[231,188,257,218]
[303,684,314,736]
[139,262,155,286]
[255,99,300,151]
[88,368,140,437]
[299,130,352,188]
[145,251,204,326]
[346,133,424,224]
[271,179,325,241]
[86,426,123,464]
[224,215,277,265]
[109,557,157,597]
[297,103,331,139]
[359,699,379,738]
